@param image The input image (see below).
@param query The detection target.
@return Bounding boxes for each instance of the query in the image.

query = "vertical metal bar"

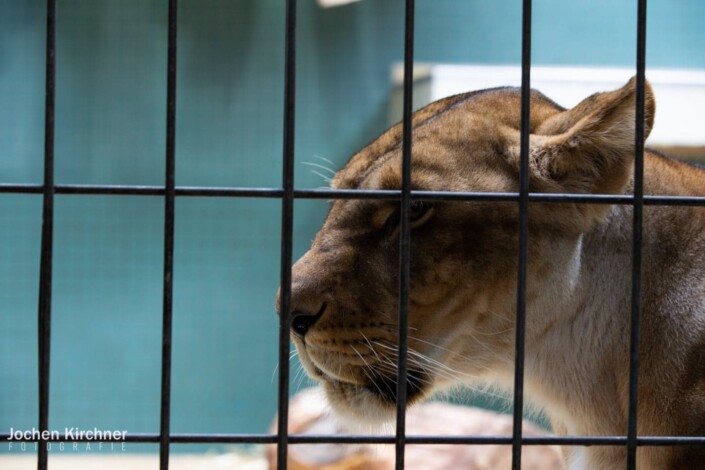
[159,0,178,468]
[626,0,647,468]
[512,0,532,468]
[37,0,56,469]
[277,0,297,469]
[395,1,415,468]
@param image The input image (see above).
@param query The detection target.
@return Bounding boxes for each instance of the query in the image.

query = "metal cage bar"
[158,1,178,469]
[5,183,705,206]
[511,0,532,468]
[276,0,298,469]
[626,0,648,467]
[4,431,705,446]
[394,0,415,468]
[36,0,57,469]
[7,1,702,469]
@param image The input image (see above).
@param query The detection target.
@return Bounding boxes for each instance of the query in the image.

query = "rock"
[267,387,564,470]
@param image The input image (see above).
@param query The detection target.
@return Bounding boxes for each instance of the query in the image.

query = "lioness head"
[276,79,654,423]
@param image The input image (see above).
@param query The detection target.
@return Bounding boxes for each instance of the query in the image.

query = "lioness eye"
[409,200,428,222]
[383,201,434,232]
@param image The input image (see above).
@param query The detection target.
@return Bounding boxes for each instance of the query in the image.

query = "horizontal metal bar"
[3,433,704,447]
[0,184,284,198]
[2,184,705,206]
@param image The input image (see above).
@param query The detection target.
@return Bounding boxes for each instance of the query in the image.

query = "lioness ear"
[507,77,655,195]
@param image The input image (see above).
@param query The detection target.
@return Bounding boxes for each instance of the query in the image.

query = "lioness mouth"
[319,367,428,403]
[363,369,428,404]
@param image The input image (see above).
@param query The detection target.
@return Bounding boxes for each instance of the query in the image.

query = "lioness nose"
[276,251,329,338]
[290,303,326,339]
[275,283,326,339]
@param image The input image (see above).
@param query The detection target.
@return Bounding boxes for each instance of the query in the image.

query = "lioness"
[276,78,705,469]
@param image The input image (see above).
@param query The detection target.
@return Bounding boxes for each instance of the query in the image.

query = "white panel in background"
[392,64,705,146]
[318,0,361,7]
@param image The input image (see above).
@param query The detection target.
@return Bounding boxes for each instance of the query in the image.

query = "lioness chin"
[276,78,705,469]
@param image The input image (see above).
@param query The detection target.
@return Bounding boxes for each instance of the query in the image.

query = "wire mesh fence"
[2,1,705,470]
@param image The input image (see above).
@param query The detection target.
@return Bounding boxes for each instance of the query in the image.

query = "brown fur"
[276,79,705,469]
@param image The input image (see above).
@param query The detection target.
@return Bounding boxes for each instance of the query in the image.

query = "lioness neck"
[526,152,705,469]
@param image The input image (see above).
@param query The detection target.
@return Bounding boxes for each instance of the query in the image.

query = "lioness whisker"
[367,345,448,386]
[293,363,309,393]
[405,333,499,368]
[370,360,434,387]
[359,363,392,400]
[271,362,280,385]
[359,331,384,363]
[370,340,488,384]
[301,160,337,175]
[357,354,400,399]
[312,154,336,168]
[312,170,332,183]
[373,356,507,400]
[350,344,374,372]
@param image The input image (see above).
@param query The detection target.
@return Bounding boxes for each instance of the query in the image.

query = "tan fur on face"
[277,79,705,469]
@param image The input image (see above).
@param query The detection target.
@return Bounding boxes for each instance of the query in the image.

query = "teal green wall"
[415,1,705,68]
[1,0,703,453]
